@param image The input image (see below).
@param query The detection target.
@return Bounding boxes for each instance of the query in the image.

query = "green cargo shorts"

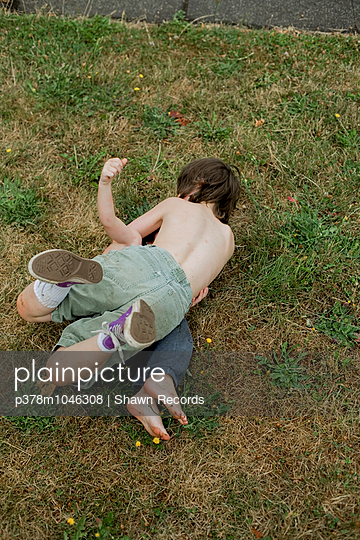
[52,245,193,360]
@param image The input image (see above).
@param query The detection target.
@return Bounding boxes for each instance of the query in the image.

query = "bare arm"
[98,158,141,246]
[128,199,173,238]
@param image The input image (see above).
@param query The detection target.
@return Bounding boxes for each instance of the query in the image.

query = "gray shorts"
[52,245,193,361]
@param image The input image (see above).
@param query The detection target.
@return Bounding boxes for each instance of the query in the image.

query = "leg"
[46,336,112,386]
[37,336,112,396]
[42,300,156,390]
[126,319,193,439]
[17,283,54,322]
[18,249,104,322]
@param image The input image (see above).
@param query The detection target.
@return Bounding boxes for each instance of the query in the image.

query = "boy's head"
[177,158,241,224]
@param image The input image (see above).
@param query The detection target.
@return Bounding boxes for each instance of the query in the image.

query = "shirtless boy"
[17,156,240,439]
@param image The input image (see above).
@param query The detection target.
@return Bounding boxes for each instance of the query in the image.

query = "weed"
[170,10,187,28]
[183,416,220,437]
[63,512,120,539]
[0,178,44,226]
[279,203,338,252]
[196,112,232,142]
[207,57,243,76]
[255,342,308,390]
[315,301,360,347]
[142,105,179,139]
[254,71,280,88]
[286,93,319,116]
[335,128,360,149]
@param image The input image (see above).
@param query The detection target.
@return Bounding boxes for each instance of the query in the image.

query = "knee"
[17,292,32,321]
[17,284,53,322]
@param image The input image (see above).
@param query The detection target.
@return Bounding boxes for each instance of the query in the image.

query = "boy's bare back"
[98,157,239,297]
[130,197,234,296]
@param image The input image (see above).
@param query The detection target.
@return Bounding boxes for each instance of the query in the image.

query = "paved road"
[14,0,360,32]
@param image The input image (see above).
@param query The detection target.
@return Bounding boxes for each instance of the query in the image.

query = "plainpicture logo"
[14,357,166,392]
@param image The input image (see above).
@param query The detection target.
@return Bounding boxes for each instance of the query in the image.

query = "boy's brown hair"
[177,158,241,224]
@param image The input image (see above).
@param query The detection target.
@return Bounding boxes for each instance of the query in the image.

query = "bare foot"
[144,374,188,426]
[126,386,170,440]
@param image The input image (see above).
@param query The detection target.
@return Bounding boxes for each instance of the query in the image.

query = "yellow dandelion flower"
[32,88,36,92]
[6,148,11,153]
[206,338,212,343]
[135,441,141,447]
[139,73,144,78]
[87,75,91,78]
[344,216,348,220]
[311,327,316,331]
[153,437,160,444]
[126,70,130,73]
[95,534,100,538]
[335,113,340,118]
[200,370,204,374]
[134,87,140,91]
[67,518,75,525]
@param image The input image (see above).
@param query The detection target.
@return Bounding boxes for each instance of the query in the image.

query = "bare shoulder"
[146,197,180,216]
[156,197,181,209]
[222,222,235,254]
[162,197,184,206]
[163,196,186,206]
[158,197,192,213]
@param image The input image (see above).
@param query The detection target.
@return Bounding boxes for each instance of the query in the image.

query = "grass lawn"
[1,8,360,539]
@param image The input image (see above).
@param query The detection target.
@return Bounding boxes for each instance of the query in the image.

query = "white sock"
[33,280,72,309]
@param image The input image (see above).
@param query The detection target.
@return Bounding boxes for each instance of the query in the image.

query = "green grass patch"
[0,178,45,226]
[142,105,179,139]
[60,148,108,186]
[6,416,57,433]
[255,342,309,389]
[196,112,233,142]
[315,301,360,347]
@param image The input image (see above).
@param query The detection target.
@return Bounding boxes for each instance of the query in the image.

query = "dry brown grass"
[1,413,359,539]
